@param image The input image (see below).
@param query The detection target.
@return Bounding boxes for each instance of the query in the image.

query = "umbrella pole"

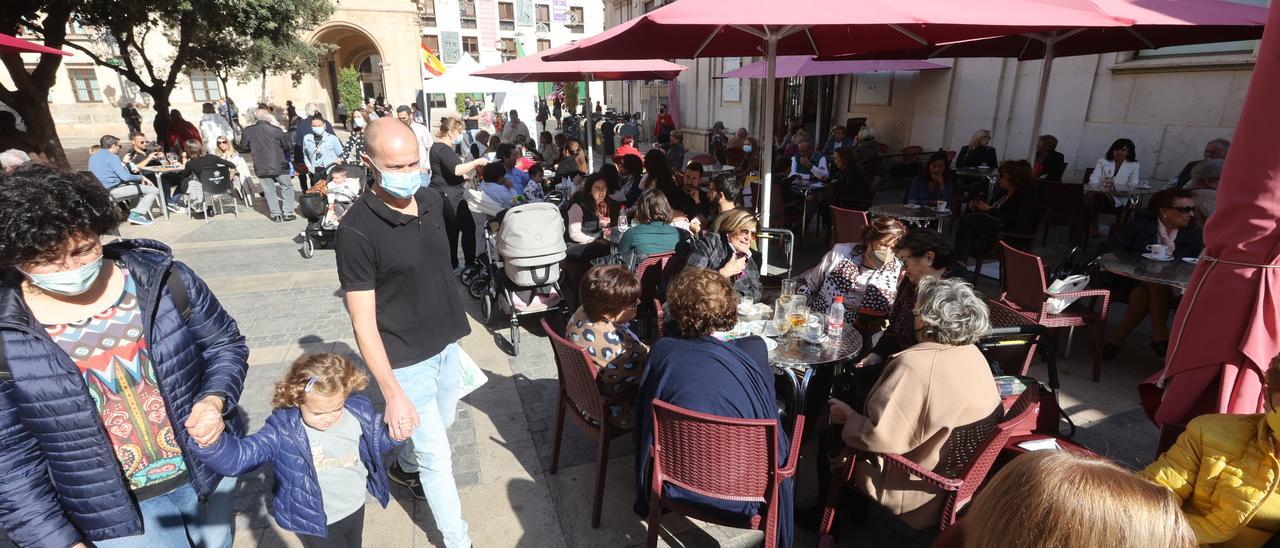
[759,34,778,262]
[1027,35,1057,161]
[585,79,594,173]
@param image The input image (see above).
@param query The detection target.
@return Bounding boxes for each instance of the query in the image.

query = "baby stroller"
[297,166,365,259]
[465,192,567,354]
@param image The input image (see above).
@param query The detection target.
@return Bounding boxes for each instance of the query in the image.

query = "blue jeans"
[93,475,237,548]
[393,343,471,548]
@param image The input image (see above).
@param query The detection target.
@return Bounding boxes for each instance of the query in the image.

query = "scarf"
[1157,219,1178,250]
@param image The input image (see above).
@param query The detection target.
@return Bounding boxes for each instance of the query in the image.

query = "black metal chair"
[189,166,238,222]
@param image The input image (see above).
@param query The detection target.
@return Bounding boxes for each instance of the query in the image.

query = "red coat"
[167,120,202,151]
[654,112,675,137]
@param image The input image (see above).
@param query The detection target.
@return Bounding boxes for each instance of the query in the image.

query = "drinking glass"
[780,278,798,298]
[786,296,809,337]
[771,303,791,337]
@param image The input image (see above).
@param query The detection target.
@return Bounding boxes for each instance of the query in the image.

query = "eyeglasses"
[1166,206,1196,214]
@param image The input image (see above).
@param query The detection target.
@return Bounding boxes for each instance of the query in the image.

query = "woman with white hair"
[0,148,31,174]
[1185,158,1223,220]
[956,129,997,171]
[827,277,999,542]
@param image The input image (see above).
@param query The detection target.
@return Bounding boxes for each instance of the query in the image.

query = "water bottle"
[827,295,845,339]
[618,211,628,228]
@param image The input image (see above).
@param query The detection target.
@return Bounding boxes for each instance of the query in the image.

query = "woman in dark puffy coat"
[683,207,762,300]
[0,165,248,548]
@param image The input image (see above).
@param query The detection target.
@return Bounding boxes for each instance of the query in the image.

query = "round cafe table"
[869,203,942,230]
[139,164,187,220]
[1099,251,1197,291]
[769,328,864,417]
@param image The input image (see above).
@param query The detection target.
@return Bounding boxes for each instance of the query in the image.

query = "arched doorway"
[311,23,385,112]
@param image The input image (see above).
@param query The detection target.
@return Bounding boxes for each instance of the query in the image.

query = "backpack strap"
[0,335,9,383]
[168,266,193,323]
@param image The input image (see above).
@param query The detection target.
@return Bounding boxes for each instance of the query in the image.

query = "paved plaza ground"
[1,139,1169,547]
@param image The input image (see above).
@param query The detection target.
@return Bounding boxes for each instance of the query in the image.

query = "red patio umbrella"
[716,57,950,79]
[546,0,1132,253]
[475,44,688,171]
[825,0,1267,158]
[1151,2,1280,431]
[0,33,71,56]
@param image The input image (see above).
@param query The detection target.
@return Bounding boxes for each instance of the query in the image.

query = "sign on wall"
[721,57,741,102]
[853,73,893,106]
[552,0,567,23]
[517,0,535,27]
[440,31,462,64]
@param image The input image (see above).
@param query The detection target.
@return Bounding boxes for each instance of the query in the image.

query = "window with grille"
[462,36,479,56]
[537,39,551,52]
[500,38,517,61]
[460,1,477,29]
[429,93,447,108]
[189,71,222,102]
[423,34,440,53]
[67,67,101,103]
[536,4,550,24]
[422,0,437,27]
[66,18,89,36]
[499,2,516,30]
[567,7,584,33]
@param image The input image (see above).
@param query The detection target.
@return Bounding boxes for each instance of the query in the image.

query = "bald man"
[334,118,473,547]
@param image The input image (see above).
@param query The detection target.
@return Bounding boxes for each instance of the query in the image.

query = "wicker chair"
[646,399,805,548]
[969,206,1050,284]
[632,252,680,341]
[996,242,1112,381]
[830,206,869,246]
[541,319,633,528]
[817,389,1041,546]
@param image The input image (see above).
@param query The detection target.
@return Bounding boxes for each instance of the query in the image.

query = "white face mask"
[22,255,104,296]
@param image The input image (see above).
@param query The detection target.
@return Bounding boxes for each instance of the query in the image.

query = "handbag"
[456,347,488,399]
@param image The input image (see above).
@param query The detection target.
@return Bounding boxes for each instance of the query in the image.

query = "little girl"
[188,353,404,547]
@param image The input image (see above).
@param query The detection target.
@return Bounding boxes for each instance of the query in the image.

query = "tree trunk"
[150,89,173,151]
[260,69,268,103]
[12,91,69,169]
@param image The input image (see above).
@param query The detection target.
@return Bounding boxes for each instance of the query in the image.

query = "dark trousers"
[953,212,1003,261]
[442,186,476,269]
[299,506,364,548]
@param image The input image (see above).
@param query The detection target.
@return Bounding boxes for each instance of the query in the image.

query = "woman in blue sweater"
[189,353,405,547]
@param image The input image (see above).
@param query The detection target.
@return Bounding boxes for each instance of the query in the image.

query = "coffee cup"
[1146,244,1171,258]
[934,200,948,211]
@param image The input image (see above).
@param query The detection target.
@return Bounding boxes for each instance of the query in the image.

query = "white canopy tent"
[421,55,537,137]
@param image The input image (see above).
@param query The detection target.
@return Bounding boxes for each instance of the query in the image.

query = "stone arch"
[311,22,388,111]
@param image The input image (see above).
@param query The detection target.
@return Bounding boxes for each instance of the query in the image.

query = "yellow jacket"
[1141,413,1280,545]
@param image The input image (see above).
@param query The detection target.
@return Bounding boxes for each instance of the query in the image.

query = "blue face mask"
[373,160,422,199]
[22,255,104,296]
[311,126,324,136]
[743,145,754,153]
[454,134,464,145]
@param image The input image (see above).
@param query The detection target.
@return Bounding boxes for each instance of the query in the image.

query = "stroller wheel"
[510,322,521,356]
[468,277,489,300]
[481,292,498,326]
[301,236,314,258]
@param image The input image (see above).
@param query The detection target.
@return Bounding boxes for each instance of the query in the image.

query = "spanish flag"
[421,38,445,77]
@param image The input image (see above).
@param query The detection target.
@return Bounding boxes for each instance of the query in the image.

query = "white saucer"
[932,208,951,214]
[904,204,922,209]
[763,338,778,352]
[1142,253,1175,262]
[1182,257,1200,265]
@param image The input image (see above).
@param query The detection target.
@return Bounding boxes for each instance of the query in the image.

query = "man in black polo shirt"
[335,118,472,547]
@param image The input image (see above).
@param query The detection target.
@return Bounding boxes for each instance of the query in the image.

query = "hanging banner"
[440,31,462,64]
[552,0,567,23]
[478,0,499,50]
[516,0,535,27]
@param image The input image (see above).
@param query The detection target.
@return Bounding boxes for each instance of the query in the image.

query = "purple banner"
[552,0,567,23]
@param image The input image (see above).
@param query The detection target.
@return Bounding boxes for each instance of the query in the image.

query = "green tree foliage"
[11,0,334,151]
[559,81,580,115]
[454,92,482,113]
[337,67,363,114]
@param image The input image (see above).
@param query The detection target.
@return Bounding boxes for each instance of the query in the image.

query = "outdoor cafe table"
[869,203,944,231]
[768,326,864,416]
[1099,251,1197,291]
[139,164,185,220]
[787,179,826,245]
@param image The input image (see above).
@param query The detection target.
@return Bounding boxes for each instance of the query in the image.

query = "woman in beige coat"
[828,277,1000,537]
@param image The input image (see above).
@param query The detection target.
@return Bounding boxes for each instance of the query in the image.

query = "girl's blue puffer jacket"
[0,239,249,548]
[187,393,402,538]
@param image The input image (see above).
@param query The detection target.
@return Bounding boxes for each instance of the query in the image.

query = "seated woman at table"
[1140,355,1280,547]
[1102,188,1202,359]
[683,208,761,300]
[952,159,1040,261]
[956,129,997,171]
[906,152,956,208]
[634,267,794,547]
[796,216,906,332]
[1085,137,1141,236]
[736,136,762,175]
[176,138,238,210]
[565,264,649,429]
[827,277,999,541]
[940,451,1196,548]
[830,146,874,212]
[618,189,686,263]
[1033,134,1068,182]
[566,173,621,263]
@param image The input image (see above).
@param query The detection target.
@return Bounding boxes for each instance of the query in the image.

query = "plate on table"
[1182,257,1200,265]
[1142,253,1175,262]
[904,204,922,209]
[931,207,951,214]
[763,337,778,352]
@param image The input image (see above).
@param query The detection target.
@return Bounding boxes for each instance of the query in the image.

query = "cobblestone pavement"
[1,177,1164,547]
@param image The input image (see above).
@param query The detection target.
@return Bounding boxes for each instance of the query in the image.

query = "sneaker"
[271,214,283,223]
[283,214,297,221]
[166,203,183,213]
[127,212,153,225]
[388,461,426,500]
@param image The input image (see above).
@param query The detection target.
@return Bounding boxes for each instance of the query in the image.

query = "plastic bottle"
[617,211,629,230]
[827,295,845,338]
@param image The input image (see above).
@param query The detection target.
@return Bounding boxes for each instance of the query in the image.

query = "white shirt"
[501,120,531,144]
[409,122,433,174]
[1088,158,1141,206]
[198,114,234,154]
[789,155,829,181]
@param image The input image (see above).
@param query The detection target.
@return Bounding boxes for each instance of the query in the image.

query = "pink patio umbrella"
[474,44,688,171]
[716,57,949,79]
[825,0,1267,158]
[0,33,71,56]
[1148,3,1280,436]
[546,0,1133,253]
